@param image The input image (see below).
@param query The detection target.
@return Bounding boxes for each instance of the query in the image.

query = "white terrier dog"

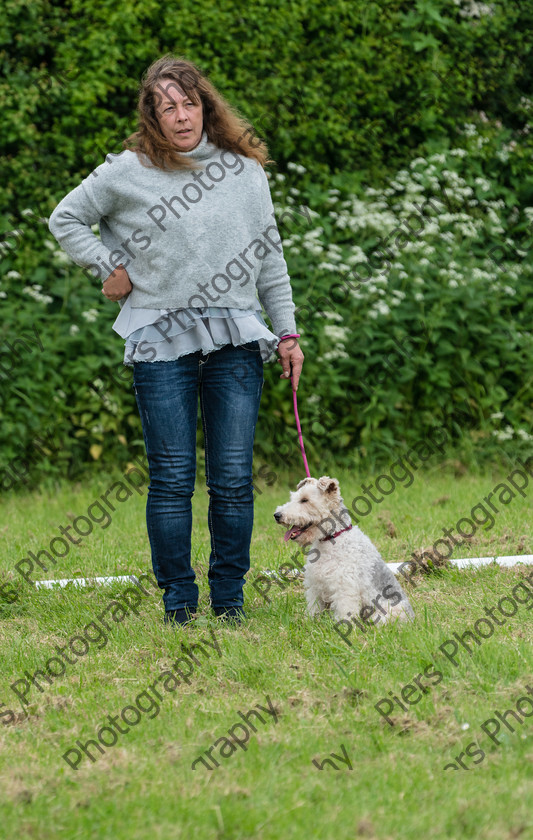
[274,476,414,626]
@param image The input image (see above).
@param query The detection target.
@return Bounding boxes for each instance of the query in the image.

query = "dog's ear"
[296,477,315,490]
[317,476,339,495]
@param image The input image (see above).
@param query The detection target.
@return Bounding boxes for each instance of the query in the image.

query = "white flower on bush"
[456,1,494,18]
[69,324,80,336]
[0,291,7,299]
[23,285,53,304]
[414,292,424,302]
[303,227,324,240]
[372,301,391,317]
[472,268,491,281]
[320,311,344,322]
[275,173,286,182]
[323,249,343,263]
[21,208,34,217]
[318,349,350,362]
[492,425,514,441]
[323,324,350,343]
[421,222,440,237]
[334,212,352,229]
[107,398,120,416]
[517,429,533,441]
[82,309,99,322]
[346,247,367,265]
[490,412,504,420]
[458,220,482,238]
[6,270,21,279]
[287,162,307,174]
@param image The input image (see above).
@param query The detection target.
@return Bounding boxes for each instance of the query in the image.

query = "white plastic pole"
[387,555,533,574]
[34,574,142,589]
[33,555,533,589]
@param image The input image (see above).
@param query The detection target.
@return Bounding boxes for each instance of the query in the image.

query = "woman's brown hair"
[124,54,274,171]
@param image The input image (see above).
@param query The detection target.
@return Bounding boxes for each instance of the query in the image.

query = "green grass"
[1,462,532,840]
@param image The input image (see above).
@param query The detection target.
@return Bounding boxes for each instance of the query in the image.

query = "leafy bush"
[261,114,533,470]
[1,0,533,485]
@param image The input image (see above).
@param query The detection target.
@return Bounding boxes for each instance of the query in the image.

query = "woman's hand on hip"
[277,339,304,391]
[102,266,132,302]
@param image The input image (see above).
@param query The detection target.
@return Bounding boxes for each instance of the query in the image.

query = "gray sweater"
[48,130,297,336]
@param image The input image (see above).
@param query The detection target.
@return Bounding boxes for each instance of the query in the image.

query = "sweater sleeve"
[254,163,298,338]
[48,159,121,281]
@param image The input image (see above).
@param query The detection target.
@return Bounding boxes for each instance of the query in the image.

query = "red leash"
[279,334,311,478]
[290,371,311,478]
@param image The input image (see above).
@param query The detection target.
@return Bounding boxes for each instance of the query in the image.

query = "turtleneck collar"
[179,130,216,161]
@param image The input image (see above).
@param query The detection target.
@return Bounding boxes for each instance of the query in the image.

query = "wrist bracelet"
[277,333,300,348]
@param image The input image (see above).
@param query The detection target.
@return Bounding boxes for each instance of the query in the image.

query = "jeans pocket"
[239,340,261,353]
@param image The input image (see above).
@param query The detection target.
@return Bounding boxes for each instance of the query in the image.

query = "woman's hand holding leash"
[277,335,304,391]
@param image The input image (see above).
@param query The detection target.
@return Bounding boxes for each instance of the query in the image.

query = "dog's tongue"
[284,526,301,542]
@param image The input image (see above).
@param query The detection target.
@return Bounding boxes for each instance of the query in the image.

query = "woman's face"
[154,77,203,151]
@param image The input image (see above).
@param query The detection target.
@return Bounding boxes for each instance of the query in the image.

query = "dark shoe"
[213,606,246,624]
[164,607,197,626]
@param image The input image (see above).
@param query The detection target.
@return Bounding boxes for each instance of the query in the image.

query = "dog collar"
[320,525,353,542]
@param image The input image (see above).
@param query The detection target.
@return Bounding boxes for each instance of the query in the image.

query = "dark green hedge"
[1,0,533,487]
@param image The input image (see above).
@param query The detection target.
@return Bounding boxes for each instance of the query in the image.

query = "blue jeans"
[132,341,264,612]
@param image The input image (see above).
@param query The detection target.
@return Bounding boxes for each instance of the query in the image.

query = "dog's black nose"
[274,512,281,521]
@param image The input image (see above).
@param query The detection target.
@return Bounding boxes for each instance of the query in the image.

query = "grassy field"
[1,458,532,840]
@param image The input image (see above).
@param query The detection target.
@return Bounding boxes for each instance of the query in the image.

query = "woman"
[49,55,304,626]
